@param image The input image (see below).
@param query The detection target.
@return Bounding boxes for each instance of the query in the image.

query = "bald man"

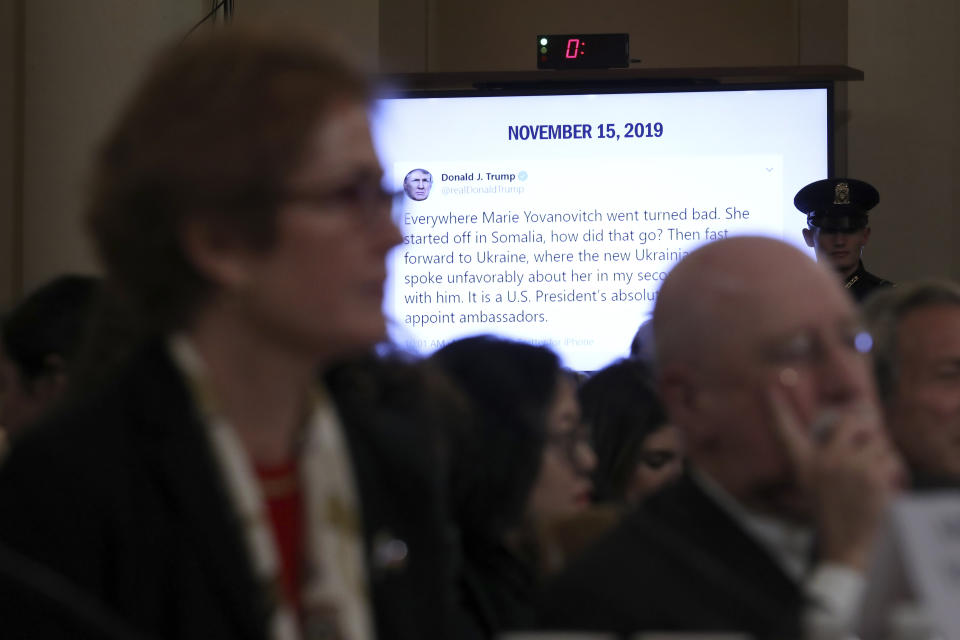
[539,237,904,639]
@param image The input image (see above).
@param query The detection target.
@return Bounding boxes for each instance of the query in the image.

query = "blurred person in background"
[431,335,595,639]
[533,357,682,576]
[863,280,960,489]
[629,317,656,365]
[0,26,453,640]
[0,275,100,440]
[579,358,683,506]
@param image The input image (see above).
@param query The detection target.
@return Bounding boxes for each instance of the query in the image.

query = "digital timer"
[536,33,630,69]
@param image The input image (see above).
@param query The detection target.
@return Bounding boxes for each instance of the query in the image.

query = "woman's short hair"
[430,335,561,538]
[86,26,371,332]
[1,275,101,383]
[578,358,667,503]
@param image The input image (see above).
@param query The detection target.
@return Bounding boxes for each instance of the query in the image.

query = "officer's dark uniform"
[794,178,893,302]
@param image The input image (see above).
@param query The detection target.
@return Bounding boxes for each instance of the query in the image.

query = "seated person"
[863,280,960,489]
[0,275,100,438]
[0,26,453,640]
[431,335,595,639]
[579,358,683,506]
[538,237,905,640]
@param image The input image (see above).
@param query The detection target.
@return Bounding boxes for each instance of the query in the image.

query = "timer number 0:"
[565,38,584,59]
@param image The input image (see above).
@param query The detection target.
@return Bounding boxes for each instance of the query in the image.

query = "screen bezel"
[373,79,837,370]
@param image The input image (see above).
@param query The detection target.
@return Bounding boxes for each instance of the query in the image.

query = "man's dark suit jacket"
[538,473,806,640]
[0,341,454,640]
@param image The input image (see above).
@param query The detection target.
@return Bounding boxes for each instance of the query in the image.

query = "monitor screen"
[372,84,830,370]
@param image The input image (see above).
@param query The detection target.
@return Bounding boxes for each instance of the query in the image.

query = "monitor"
[372,82,831,370]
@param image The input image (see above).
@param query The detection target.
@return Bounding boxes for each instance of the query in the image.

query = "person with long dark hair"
[431,335,595,639]
[580,358,683,505]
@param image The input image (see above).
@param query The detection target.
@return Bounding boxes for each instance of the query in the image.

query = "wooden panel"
[0,0,21,306]
[848,0,960,281]
[19,1,203,292]
[428,0,799,72]
[379,0,428,72]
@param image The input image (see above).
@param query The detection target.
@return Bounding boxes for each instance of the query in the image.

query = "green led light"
[540,46,547,54]
[539,37,548,46]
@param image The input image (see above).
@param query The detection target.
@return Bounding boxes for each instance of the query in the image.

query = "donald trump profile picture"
[404,168,433,201]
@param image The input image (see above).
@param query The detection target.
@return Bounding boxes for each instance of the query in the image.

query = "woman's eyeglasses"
[282,181,401,226]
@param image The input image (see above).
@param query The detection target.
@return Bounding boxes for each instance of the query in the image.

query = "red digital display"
[536,33,629,69]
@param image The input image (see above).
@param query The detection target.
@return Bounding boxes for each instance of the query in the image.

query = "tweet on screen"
[374,88,827,370]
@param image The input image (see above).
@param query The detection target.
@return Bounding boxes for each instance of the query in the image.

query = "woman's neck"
[185,304,322,465]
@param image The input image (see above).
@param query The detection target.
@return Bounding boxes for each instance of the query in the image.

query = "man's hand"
[767,384,906,570]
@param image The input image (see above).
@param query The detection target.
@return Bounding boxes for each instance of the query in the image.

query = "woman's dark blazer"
[0,340,454,640]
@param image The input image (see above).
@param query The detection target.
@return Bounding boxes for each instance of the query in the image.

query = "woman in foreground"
[0,26,452,640]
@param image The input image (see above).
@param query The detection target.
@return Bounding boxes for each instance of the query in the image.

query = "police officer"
[795,178,893,302]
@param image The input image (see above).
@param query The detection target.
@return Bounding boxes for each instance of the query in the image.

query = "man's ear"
[659,364,713,453]
[658,364,699,428]
[180,218,253,290]
[801,227,815,248]
[861,226,871,248]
